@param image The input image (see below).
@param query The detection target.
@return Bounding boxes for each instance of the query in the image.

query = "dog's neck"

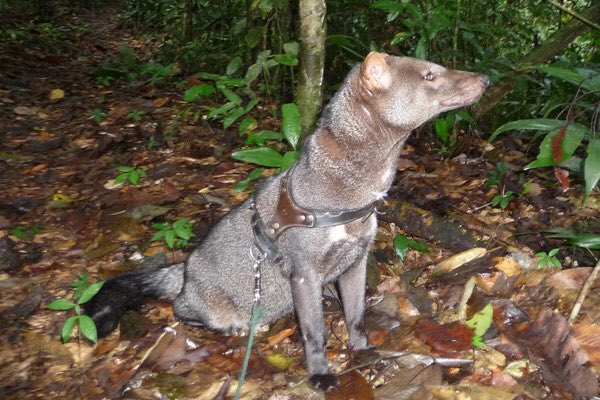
[291,111,409,210]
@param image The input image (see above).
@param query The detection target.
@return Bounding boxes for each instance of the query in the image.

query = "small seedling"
[491,190,515,209]
[114,165,147,185]
[11,224,42,240]
[47,274,104,343]
[126,110,146,122]
[484,162,509,187]
[536,248,561,269]
[466,304,493,349]
[393,234,429,262]
[91,108,107,123]
[95,75,115,86]
[151,218,195,249]
[146,135,157,150]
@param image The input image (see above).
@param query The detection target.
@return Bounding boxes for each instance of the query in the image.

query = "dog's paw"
[309,373,339,391]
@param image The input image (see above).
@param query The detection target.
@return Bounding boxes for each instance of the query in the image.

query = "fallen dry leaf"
[414,318,473,356]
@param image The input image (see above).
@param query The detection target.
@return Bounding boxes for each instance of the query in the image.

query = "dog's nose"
[480,75,490,87]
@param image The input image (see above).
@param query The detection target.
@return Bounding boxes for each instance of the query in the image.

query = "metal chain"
[249,246,267,306]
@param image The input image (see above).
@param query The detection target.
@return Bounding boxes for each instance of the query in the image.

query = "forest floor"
[1,3,599,400]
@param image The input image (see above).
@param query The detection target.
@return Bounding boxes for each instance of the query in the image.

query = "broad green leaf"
[71,273,89,287]
[245,130,284,145]
[238,117,257,136]
[245,63,263,85]
[524,127,585,170]
[78,315,98,343]
[465,303,493,337]
[183,84,215,102]
[415,37,427,59]
[61,316,79,343]
[569,233,600,249]
[217,78,245,88]
[456,110,474,123]
[274,54,298,66]
[48,298,76,310]
[244,97,261,113]
[129,170,140,185]
[114,173,128,184]
[151,231,165,241]
[223,107,246,129]
[232,147,284,167]
[280,151,299,170]
[393,235,429,262]
[547,229,600,249]
[282,103,301,150]
[221,89,243,106]
[283,41,299,56]
[434,118,448,143]
[165,230,176,249]
[173,220,194,240]
[245,26,265,49]
[116,166,133,172]
[393,235,409,261]
[208,101,238,119]
[196,71,223,81]
[226,56,243,76]
[78,281,105,304]
[489,119,589,142]
[538,65,600,92]
[584,138,600,198]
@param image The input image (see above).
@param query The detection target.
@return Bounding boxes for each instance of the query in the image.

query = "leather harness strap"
[250,167,379,260]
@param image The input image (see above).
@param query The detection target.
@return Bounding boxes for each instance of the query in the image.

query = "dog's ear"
[360,52,392,92]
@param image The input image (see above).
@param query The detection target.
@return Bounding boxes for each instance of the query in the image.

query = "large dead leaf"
[414,318,473,356]
[495,302,598,398]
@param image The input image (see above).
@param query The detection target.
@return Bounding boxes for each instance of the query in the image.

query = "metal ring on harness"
[249,245,267,264]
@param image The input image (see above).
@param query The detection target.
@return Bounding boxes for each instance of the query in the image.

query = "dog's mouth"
[441,88,486,108]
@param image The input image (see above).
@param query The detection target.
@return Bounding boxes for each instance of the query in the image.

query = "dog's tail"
[84,263,185,337]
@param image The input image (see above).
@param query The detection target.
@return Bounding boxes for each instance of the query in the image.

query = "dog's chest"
[317,216,377,282]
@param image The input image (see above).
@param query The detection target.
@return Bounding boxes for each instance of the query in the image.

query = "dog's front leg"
[290,266,339,390]
[338,251,370,350]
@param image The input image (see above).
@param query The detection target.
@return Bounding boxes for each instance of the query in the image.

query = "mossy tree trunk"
[297,0,326,139]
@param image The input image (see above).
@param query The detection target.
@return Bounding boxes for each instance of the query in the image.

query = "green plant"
[432,110,473,154]
[484,162,509,187]
[544,228,600,250]
[491,190,515,209]
[126,110,147,122]
[231,102,301,173]
[151,218,195,249]
[139,63,174,84]
[114,166,147,186]
[536,248,561,269]
[392,235,429,262]
[465,304,493,349]
[91,108,107,123]
[11,223,41,240]
[47,274,104,343]
[490,65,600,199]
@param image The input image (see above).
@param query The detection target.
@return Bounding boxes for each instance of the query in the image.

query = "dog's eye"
[423,72,435,81]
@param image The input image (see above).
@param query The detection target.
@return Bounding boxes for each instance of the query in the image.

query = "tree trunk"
[474,3,600,119]
[297,0,326,138]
